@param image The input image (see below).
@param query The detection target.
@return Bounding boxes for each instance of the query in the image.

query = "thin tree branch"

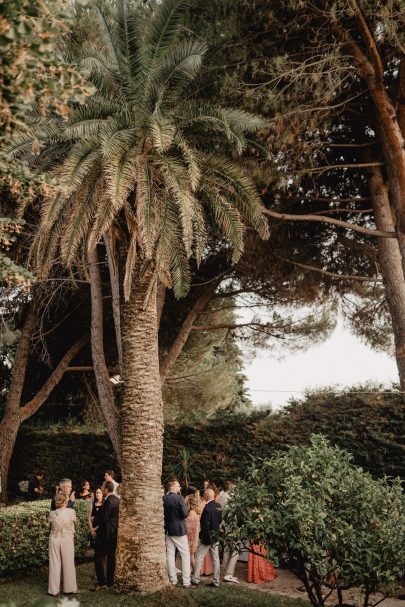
[348,0,384,81]
[263,207,396,238]
[21,335,89,420]
[279,256,382,282]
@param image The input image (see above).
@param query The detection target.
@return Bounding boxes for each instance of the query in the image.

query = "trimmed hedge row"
[8,389,405,498]
[0,499,90,577]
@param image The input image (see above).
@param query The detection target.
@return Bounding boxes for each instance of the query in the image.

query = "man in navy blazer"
[164,478,191,587]
[93,480,120,589]
[191,488,222,588]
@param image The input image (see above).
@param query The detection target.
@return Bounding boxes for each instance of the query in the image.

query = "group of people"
[36,469,274,596]
[47,470,120,596]
[163,478,276,589]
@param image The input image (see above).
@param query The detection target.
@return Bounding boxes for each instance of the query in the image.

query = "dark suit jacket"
[200,499,222,545]
[50,497,74,511]
[164,492,188,536]
[98,493,120,542]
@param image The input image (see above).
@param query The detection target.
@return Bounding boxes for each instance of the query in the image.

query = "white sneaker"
[223,574,239,583]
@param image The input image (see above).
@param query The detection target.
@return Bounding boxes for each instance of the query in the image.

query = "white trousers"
[165,534,191,586]
[223,546,239,576]
[48,535,77,595]
[192,542,220,586]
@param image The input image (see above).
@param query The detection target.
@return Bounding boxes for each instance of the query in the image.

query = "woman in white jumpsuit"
[48,492,78,596]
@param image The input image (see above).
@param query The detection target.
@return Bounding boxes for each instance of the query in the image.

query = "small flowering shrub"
[0,499,90,577]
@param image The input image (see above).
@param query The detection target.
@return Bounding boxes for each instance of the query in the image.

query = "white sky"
[244,318,398,409]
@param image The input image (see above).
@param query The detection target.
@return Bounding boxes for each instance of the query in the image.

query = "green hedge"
[8,388,405,497]
[0,499,90,578]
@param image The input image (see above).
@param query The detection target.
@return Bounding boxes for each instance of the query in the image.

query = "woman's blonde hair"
[55,493,67,509]
[188,493,202,515]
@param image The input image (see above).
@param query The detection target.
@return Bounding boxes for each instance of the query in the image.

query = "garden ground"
[0,561,404,607]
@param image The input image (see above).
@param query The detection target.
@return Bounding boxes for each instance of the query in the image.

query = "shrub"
[0,499,90,577]
[224,435,405,607]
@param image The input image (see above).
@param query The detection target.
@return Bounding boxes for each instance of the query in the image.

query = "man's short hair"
[36,470,44,477]
[104,480,114,493]
[223,480,235,491]
[168,478,179,490]
[59,478,72,487]
[105,470,115,479]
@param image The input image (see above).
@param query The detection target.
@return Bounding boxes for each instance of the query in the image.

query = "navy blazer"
[200,499,222,545]
[164,492,188,536]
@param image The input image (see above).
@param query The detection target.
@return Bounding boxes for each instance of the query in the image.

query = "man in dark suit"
[191,488,222,588]
[164,478,191,587]
[93,480,120,589]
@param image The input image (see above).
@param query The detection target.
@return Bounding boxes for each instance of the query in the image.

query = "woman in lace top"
[48,492,78,596]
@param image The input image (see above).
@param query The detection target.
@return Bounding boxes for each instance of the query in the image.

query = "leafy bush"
[0,499,90,577]
[224,435,405,607]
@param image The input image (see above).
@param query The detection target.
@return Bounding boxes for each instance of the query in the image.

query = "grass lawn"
[0,562,308,607]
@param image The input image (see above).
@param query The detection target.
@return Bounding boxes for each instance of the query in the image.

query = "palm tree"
[10,0,269,592]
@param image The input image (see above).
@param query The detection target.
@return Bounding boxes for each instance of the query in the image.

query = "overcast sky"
[244,317,398,409]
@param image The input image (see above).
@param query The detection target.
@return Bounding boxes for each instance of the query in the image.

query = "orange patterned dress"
[186,510,200,556]
[247,544,276,584]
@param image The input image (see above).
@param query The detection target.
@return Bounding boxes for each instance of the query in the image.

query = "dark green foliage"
[9,386,405,498]
[0,499,89,578]
[225,436,405,607]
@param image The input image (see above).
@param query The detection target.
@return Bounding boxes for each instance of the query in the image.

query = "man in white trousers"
[163,478,191,587]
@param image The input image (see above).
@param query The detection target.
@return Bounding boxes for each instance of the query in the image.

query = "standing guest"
[201,479,211,497]
[103,470,119,496]
[51,479,75,510]
[184,485,199,510]
[48,493,78,596]
[89,487,104,539]
[247,544,276,584]
[77,480,93,501]
[28,470,45,501]
[220,480,240,584]
[164,478,191,588]
[191,488,222,588]
[93,480,120,589]
[186,494,202,574]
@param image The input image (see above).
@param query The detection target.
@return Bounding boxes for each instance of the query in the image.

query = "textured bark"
[115,262,169,593]
[156,280,166,330]
[88,247,121,462]
[105,232,123,375]
[159,282,219,384]
[368,165,405,391]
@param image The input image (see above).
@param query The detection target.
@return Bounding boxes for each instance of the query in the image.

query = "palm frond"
[93,0,120,69]
[115,0,144,82]
[158,156,195,257]
[60,172,101,265]
[60,138,101,199]
[99,125,136,159]
[136,156,158,258]
[89,147,136,249]
[192,198,207,267]
[150,116,175,152]
[144,0,189,64]
[206,192,245,264]
[203,154,269,240]
[176,137,201,191]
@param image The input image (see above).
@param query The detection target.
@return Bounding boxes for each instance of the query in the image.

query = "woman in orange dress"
[247,544,276,584]
[185,494,202,574]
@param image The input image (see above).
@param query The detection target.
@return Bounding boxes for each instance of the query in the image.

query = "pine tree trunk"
[369,165,405,390]
[88,247,121,461]
[115,262,169,593]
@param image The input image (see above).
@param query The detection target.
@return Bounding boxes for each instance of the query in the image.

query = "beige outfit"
[48,508,77,595]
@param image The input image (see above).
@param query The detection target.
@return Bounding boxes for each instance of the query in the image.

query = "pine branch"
[263,208,395,238]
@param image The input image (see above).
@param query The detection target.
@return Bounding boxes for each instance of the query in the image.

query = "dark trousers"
[94,538,117,586]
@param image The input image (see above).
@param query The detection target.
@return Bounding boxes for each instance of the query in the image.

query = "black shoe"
[207,582,219,588]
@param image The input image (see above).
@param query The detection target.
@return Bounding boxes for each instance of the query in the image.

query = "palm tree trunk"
[115,261,169,592]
